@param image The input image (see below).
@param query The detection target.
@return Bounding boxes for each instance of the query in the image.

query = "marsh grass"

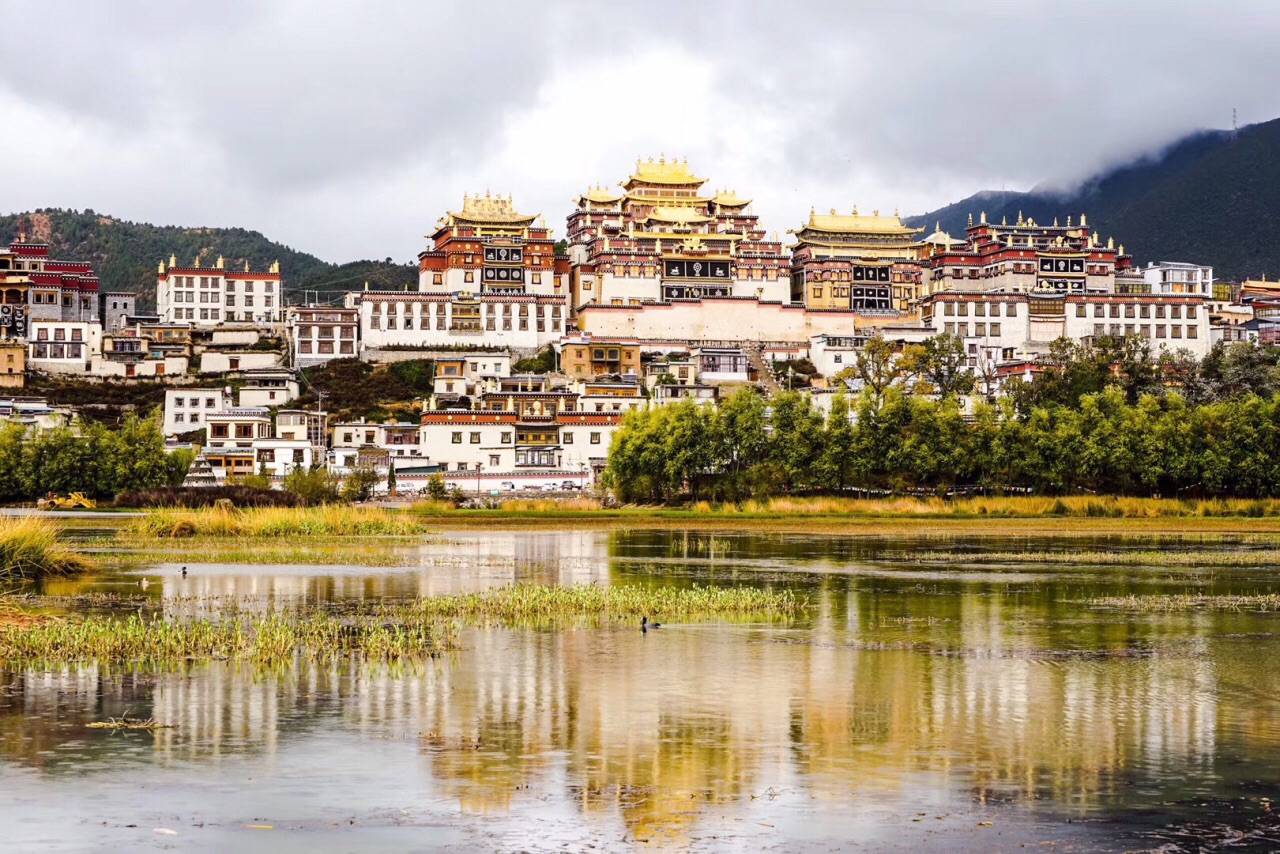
[0,610,459,663]
[106,542,411,567]
[1090,594,1280,612]
[407,582,801,621]
[128,505,432,538]
[907,549,1280,567]
[87,714,172,731]
[0,516,94,579]
[724,495,1280,518]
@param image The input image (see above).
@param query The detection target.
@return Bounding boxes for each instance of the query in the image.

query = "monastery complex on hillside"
[0,155,1261,493]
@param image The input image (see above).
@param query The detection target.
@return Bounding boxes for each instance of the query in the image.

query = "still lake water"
[3,528,1280,851]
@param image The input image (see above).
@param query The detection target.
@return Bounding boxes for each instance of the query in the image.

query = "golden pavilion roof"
[796,208,924,237]
[577,185,624,204]
[643,207,713,225]
[627,156,704,187]
[712,189,751,207]
[445,192,538,226]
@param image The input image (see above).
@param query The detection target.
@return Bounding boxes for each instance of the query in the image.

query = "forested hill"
[0,209,417,312]
[907,117,1280,281]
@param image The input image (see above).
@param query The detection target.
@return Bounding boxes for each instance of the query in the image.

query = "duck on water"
[641,616,661,632]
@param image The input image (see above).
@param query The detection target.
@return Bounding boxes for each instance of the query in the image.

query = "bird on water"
[641,616,661,632]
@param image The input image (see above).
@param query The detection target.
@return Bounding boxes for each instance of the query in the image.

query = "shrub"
[114,486,302,509]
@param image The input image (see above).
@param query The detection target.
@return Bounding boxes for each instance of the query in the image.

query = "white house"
[163,387,232,437]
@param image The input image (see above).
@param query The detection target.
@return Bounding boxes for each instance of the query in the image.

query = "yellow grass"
[0,516,94,578]
[128,505,431,538]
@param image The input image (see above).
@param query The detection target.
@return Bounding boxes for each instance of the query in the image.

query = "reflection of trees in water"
[3,580,1279,839]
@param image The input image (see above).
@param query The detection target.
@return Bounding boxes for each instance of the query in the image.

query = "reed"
[1089,594,1280,612]
[0,516,94,579]
[676,495,1280,519]
[496,498,603,512]
[0,610,458,663]
[128,505,432,538]
[410,582,801,621]
[907,549,1280,567]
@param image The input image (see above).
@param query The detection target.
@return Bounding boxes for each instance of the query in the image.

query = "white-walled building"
[156,256,282,326]
[199,349,284,374]
[163,387,232,437]
[237,369,300,408]
[920,291,1214,365]
[288,306,359,366]
[206,408,273,449]
[27,320,102,373]
[1142,261,1213,296]
[353,291,566,353]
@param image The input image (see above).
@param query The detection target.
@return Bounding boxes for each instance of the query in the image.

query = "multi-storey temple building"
[0,229,100,341]
[921,212,1131,297]
[156,256,282,326]
[355,193,568,353]
[789,208,925,312]
[565,157,791,309]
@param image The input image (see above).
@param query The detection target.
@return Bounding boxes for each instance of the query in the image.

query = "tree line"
[604,339,1280,502]
[0,414,191,503]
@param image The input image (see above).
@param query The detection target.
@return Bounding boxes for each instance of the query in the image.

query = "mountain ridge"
[907,120,1279,280]
[0,209,418,312]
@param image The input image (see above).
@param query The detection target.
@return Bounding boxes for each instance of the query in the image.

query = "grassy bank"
[0,517,94,579]
[0,611,458,663]
[128,505,433,538]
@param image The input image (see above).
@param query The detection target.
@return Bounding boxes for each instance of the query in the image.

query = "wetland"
[2,518,1280,851]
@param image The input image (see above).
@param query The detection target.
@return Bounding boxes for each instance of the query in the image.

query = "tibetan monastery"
[353,193,569,353]
[788,208,925,312]
[565,156,791,309]
[417,192,568,296]
[0,226,100,340]
[920,211,1132,298]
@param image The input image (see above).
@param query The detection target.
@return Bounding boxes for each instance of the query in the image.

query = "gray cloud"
[1,1,1278,262]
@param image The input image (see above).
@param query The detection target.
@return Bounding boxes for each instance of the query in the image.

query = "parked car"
[500,481,517,491]
[561,481,580,491]
[541,483,558,492]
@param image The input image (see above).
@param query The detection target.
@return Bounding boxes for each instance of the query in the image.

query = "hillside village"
[2,155,1275,497]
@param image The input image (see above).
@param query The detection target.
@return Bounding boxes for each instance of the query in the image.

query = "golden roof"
[446,192,537,226]
[628,156,704,186]
[713,189,751,207]
[578,185,624,204]
[798,208,923,236]
[643,207,713,225]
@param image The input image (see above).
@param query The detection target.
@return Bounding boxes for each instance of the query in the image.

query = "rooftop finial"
[968,213,974,226]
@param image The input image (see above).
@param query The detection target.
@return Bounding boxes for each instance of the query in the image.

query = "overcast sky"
[3,1,1279,264]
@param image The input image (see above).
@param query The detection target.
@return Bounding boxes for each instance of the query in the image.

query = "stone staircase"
[742,342,783,395]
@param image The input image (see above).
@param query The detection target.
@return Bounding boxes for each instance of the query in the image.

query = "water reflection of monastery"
[1,581,1246,844]
[154,530,610,616]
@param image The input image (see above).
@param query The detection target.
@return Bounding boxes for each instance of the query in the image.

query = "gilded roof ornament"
[1017,211,1024,226]
[270,260,280,274]
[1053,217,1059,227]
[169,253,177,267]
[244,260,250,272]
[967,213,973,226]
[158,260,166,274]
[980,211,987,224]
[216,255,225,269]
[1002,216,1007,226]
[193,255,201,268]
[1081,214,1088,227]
[1107,236,1115,250]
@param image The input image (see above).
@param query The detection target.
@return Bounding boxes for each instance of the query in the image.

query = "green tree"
[341,466,381,502]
